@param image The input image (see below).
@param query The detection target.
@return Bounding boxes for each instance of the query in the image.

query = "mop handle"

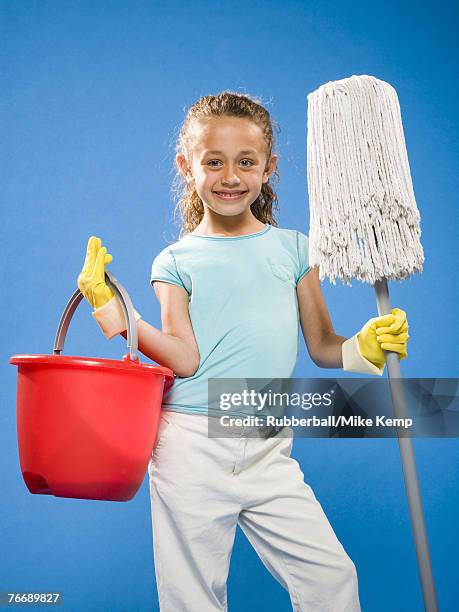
[374,279,438,612]
[53,271,139,362]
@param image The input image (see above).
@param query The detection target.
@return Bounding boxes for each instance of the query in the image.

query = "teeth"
[217,192,244,196]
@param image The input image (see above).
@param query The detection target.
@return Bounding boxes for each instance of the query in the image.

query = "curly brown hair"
[171,91,281,238]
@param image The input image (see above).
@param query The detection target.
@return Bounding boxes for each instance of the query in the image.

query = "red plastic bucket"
[10,272,174,502]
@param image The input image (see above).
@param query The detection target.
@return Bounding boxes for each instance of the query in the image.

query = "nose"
[221,165,241,186]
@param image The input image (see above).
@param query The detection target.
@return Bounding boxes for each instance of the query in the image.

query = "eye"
[206,159,255,168]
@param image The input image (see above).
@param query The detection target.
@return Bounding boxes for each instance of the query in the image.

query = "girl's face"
[176,116,277,217]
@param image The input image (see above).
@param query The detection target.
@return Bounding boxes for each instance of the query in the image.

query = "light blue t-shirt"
[150,224,311,416]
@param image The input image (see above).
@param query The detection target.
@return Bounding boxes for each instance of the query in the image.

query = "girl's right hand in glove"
[77,236,115,309]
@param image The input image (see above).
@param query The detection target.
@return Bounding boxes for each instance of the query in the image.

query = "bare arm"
[121,282,200,378]
[296,266,347,368]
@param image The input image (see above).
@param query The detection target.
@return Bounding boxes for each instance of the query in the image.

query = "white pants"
[148,412,361,612]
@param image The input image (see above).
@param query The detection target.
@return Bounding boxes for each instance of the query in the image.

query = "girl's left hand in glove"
[357,308,410,369]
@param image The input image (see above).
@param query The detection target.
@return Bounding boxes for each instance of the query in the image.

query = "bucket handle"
[53,271,139,362]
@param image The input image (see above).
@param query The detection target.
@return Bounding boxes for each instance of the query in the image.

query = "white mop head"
[307,75,424,285]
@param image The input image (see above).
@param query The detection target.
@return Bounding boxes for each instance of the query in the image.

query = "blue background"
[2,1,458,610]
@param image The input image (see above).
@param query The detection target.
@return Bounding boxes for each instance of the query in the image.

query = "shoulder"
[269,225,308,238]
[151,237,193,292]
[152,235,193,263]
[268,226,309,248]
[268,226,310,283]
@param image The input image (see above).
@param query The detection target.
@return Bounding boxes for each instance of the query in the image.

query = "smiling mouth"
[214,191,248,200]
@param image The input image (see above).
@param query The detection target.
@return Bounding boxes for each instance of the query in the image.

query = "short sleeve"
[151,248,186,291]
[295,231,311,284]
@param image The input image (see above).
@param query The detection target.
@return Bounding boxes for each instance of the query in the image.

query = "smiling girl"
[78,91,409,611]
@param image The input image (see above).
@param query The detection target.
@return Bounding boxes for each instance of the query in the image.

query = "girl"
[78,91,409,612]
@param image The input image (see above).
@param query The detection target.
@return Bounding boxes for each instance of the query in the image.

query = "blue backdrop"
[2,1,458,610]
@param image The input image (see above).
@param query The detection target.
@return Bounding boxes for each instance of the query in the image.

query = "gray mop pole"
[375,279,438,612]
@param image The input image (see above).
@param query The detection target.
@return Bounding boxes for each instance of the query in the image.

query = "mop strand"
[307,75,424,285]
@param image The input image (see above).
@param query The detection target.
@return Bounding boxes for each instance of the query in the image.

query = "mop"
[307,75,437,611]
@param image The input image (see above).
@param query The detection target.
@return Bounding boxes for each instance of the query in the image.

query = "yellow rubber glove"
[357,308,409,369]
[77,236,114,309]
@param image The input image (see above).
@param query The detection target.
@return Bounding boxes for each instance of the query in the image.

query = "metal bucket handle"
[53,271,139,362]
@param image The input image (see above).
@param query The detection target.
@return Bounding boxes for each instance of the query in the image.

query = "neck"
[192,210,266,237]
